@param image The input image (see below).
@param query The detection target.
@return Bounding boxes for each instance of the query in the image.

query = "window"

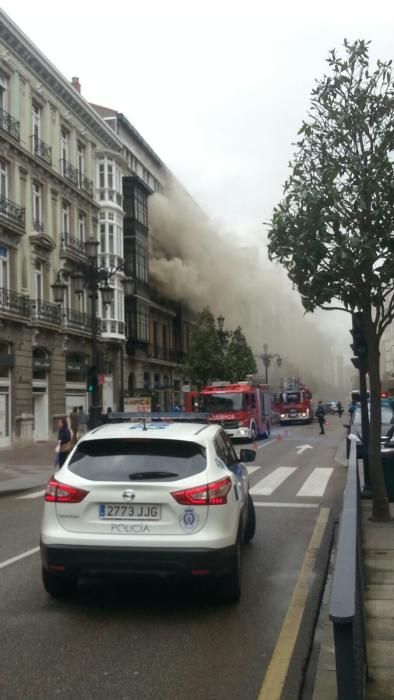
[107,163,113,189]
[137,303,149,341]
[0,73,7,112]
[99,163,105,188]
[34,261,43,302]
[0,160,7,199]
[136,244,148,282]
[108,224,114,253]
[0,245,8,288]
[78,212,86,242]
[32,182,42,228]
[135,188,148,227]
[32,103,41,150]
[100,223,106,252]
[61,128,69,173]
[62,201,70,233]
[77,143,85,187]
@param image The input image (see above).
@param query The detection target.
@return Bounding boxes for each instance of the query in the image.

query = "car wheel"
[42,567,77,598]
[244,494,256,543]
[218,535,241,604]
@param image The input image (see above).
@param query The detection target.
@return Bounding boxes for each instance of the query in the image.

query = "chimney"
[71,76,81,94]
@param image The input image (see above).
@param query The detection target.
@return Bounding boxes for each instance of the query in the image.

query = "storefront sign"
[124,397,151,412]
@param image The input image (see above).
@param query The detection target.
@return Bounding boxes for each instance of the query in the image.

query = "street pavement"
[0,425,392,698]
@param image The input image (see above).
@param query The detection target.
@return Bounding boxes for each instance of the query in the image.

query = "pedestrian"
[77,405,89,435]
[102,406,112,424]
[315,401,326,435]
[337,401,343,417]
[348,400,357,417]
[69,406,79,445]
[55,417,72,468]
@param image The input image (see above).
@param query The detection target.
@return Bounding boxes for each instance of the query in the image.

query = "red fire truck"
[185,377,272,441]
[278,378,313,425]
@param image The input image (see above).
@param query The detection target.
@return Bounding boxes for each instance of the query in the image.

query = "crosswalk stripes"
[248,465,333,499]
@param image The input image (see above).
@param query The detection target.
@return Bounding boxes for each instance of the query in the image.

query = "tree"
[268,39,394,521]
[183,307,223,387]
[224,326,257,382]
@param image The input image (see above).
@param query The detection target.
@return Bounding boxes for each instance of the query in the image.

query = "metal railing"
[78,173,93,197]
[329,438,368,699]
[0,288,30,317]
[31,135,52,165]
[0,194,25,228]
[60,159,79,187]
[32,219,44,233]
[65,308,101,334]
[101,319,125,335]
[61,232,87,257]
[31,299,61,325]
[0,107,20,140]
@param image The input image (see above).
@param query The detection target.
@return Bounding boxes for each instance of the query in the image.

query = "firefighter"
[315,401,326,435]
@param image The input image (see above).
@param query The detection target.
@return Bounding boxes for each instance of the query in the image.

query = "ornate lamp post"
[51,237,124,428]
[217,314,227,349]
[260,344,283,384]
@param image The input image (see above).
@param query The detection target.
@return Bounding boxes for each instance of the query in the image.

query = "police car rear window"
[68,439,207,481]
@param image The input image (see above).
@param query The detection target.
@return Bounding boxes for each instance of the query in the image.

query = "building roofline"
[0,9,123,151]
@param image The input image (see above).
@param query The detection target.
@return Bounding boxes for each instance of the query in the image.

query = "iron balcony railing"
[329,438,368,699]
[101,319,125,335]
[0,288,30,317]
[0,107,20,141]
[31,299,61,325]
[60,159,79,187]
[0,194,25,228]
[79,173,93,197]
[147,344,180,362]
[61,232,87,257]
[31,135,52,165]
[33,219,44,233]
[65,308,101,335]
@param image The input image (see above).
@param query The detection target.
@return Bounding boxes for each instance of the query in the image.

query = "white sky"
[3,0,393,353]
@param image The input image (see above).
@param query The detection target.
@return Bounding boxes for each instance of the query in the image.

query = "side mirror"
[343,424,350,429]
[239,448,256,463]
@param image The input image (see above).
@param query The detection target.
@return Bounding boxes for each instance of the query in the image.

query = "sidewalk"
[0,442,55,495]
[312,502,394,700]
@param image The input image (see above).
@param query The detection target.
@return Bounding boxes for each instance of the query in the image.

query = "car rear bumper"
[40,541,237,578]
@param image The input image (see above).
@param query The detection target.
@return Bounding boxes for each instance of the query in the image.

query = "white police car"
[40,417,256,603]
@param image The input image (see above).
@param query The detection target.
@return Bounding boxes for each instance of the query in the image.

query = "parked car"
[40,419,257,603]
[345,402,394,459]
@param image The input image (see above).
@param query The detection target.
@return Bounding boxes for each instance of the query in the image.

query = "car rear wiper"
[128,471,179,480]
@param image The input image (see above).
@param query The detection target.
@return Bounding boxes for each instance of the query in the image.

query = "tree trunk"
[366,318,391,521]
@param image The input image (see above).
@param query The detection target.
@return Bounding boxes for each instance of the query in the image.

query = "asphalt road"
[0,418,346,700]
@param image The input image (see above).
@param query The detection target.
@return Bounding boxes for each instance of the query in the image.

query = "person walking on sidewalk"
[315,401,326,435]
[55,418,72,468]
[77,405,89,435]
[69,406,79,446]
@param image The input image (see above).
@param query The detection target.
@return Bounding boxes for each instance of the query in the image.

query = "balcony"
[32,219,44,233]
[61,232,87,259]
[79,173,93,198]
[60,159,79,187]
[0,288,30,318]
[0,194,25,229]
[65,308,101,335]
[31,299,61,325]
[31,136,52,166]
[0,108,20,141]
[101,319,125,335]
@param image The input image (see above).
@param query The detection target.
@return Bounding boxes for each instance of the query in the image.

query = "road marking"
[297,468,333,497]
[250,467,296,495]
[257,439,276,450]
[17,489,45,500]
[247,466,261,475]
[296,444,313,455]
[254,502,319,508]
[258,507,330,700]
[0,547,40,570]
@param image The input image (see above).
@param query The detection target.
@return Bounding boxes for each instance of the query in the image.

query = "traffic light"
[86,366,99,393]
[350,312,367,370]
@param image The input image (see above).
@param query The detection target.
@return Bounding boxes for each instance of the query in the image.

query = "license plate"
[99,503,161,520]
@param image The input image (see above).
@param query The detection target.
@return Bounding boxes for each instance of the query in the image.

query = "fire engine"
[278,377,313,425]
[185,376,272,441]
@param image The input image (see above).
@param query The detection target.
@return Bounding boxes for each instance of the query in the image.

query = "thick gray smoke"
[148,179,351,398]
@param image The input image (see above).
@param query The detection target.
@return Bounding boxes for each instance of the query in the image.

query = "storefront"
[0,341,13,447]
[65,353,88,415]
[32,347,50,442]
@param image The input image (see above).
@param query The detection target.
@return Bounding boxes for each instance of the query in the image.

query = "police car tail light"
[45,478,89,503]
[171,477,232,506]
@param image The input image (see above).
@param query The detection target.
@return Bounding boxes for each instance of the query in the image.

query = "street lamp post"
[217,314,227,349]
[260,344,282,384]
[51,238,129,428]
